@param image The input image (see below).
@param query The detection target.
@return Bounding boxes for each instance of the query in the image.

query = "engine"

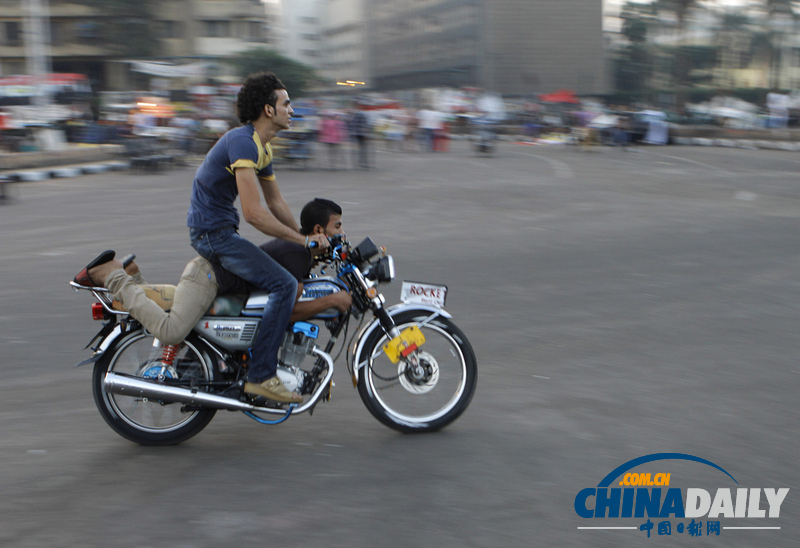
[279,321,319,369]
[276,322,319,392]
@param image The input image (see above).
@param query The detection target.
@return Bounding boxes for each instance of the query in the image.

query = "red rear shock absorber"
[160,344,179,367]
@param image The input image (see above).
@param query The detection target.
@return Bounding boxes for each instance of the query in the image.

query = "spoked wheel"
[356,310,477,433]
[92,329,216,445]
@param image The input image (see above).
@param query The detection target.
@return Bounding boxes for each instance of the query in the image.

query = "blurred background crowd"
[3,0,800,164]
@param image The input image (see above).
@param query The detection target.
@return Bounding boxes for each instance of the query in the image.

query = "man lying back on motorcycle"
[74,198,351,351]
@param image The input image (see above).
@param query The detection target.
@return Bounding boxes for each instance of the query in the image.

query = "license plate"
[382,326,426,364]
[400,281,447,308]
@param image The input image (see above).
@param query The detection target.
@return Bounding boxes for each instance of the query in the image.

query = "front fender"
[73,323,123,367]
[351,304,452,384]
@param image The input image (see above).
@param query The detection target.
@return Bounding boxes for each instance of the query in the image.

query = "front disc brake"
[398,351,439,394]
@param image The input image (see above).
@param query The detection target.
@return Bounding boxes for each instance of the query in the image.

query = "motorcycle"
[69,236,477,445]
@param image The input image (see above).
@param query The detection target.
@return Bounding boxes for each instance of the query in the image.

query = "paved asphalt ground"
[0,140,798,547]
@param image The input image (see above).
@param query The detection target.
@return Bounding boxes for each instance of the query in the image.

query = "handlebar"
[308,234,346,250]
[121,253,136,268]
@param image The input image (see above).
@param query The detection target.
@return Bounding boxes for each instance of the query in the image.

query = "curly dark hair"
[235,72,286,124]
[300,198,343,235]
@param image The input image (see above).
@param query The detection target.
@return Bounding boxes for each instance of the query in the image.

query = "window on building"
[792,48,800,68]
[160,21,184,39]
[205,20,230,38]
[739,50,752,69]
[5,21,21,46]
[250,21,263,40]
[76,22,100,42]
[49,22,63,46]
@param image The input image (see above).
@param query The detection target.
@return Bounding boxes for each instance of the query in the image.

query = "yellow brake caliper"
[382,326,426,364]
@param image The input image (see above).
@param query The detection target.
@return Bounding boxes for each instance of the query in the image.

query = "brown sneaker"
[244,376,303,403]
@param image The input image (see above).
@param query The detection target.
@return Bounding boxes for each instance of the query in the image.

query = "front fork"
[374,306,400,339]
[373,305,426,379]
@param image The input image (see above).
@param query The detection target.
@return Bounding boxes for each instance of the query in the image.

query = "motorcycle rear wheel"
[92,329,216,445]
[356,310,477,433]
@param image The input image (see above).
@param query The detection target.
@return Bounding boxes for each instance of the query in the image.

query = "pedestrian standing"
[318,111,345,170]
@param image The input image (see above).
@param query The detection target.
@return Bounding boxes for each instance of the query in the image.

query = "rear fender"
[351,304,451,384]
[73,323,123,367]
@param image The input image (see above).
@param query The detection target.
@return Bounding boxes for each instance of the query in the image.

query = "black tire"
[92,330,217,445]
[356,310,477,433]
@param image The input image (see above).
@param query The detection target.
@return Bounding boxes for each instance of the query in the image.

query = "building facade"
[318,0,367,88]
[0,0,276,91]
[279,0,326,69]
[365,0,608,96]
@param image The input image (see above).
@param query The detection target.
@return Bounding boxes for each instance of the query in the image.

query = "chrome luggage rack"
[69,281,130,316]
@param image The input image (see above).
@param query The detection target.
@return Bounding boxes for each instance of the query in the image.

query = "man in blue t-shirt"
[187,72,329,403]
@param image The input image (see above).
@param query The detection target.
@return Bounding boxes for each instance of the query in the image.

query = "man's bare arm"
[290,284,352,323]
[236,168,305,245]
[259,177,300,232]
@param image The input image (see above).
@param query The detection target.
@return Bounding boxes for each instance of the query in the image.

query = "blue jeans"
[190,226,298,383]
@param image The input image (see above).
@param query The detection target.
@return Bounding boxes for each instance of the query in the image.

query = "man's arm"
[289,283,352,322]
[259,177,300,232]
[235,168,305,245]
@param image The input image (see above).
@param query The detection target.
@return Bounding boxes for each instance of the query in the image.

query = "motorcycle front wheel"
[356,310,477,433]
[92,329,217,445]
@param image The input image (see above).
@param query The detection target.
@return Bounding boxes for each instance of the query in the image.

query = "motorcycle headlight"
[365,256,395,283]
[375,256,395,283]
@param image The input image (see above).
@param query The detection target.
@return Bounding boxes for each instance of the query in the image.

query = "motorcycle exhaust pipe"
[104,371,257,412]
[103,349,334,415]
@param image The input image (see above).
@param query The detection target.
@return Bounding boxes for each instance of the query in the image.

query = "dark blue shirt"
[187,124,275,232]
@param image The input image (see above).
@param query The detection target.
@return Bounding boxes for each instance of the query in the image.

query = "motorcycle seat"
[204,294,247,317]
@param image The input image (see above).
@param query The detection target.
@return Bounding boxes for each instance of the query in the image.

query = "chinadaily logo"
[574,453,789,538]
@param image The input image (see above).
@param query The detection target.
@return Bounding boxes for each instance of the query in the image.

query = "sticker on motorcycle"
[382,325,426,364]
[400,281,447,308]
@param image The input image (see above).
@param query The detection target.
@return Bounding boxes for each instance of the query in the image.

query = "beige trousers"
[106,257,218,345]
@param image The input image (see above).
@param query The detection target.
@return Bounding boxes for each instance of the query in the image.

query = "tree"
[721,12,750,31]
[614,43,654,102]
[764,0,795,89]
[766,0,794,14]
[230,48,321,98]
[616,3,657,103]
[656,0,697,29]
[623,18,649,44]
[673,0,697,28]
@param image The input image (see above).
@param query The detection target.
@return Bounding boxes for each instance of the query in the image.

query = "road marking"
[644,151,734,176]
[511,151,574,179]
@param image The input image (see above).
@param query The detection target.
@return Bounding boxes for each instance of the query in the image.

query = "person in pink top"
[318,112,346,170]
